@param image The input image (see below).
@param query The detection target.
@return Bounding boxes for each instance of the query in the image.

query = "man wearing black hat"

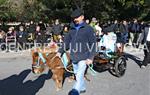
[57,9,96,95]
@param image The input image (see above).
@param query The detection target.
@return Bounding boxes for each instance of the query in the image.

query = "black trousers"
[142,41,150,66]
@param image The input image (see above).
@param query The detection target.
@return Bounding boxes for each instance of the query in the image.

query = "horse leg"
[52,69,64,91]
[56,79,62,91]
[52,74,61,91]
[55,78,63,91]
[57,69,65,90]
[58,79,63,90]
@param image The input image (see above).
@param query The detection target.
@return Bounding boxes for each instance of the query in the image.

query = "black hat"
[71,9,84,18]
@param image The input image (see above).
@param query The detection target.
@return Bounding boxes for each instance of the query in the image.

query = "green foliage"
[0,0,6,5]
[0,0,149,22]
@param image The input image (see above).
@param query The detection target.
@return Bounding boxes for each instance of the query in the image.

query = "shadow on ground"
[124,53,142,67]
[0,69,52,95]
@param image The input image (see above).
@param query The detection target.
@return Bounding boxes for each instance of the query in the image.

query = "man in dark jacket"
[58,9,96,95]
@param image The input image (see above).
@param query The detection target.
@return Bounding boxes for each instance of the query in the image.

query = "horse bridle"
[33,52,61,68]
[32,52,48,68]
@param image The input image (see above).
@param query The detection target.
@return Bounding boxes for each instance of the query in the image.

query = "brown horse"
[31,46,72,91]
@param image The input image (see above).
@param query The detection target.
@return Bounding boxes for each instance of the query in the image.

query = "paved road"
[0,47,150,95]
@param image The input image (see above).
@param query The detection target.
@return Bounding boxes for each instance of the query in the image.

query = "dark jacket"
[52,24,62,35]
[138,26,150,44]
[59,22,97,62]
[35,30,46,43]
[111,23,128,43]
[112,23,120,33]
[130,22,141,33]
[16,31,27,42]
[28,24,36,33]
[119,24,129,43]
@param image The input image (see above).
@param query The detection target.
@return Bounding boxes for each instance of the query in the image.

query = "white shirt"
[98,32,117,52]
[95,25,102,36]
[146,27,150,41]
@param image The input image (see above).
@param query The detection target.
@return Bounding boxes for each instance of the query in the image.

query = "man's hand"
[86,59,93,65]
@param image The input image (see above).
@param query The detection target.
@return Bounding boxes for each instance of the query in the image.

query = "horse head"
[31,51,47,74]
[31,44,59,74]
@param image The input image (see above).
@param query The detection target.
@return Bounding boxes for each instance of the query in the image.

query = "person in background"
[27,20,36,43]
[0,29,6,50]
[61,25,70,41]
[137,21,146,49]
[45,23,53,43]
[141,23,150,68]
[95,22,102,40]
[6,27,16,52]
[35,25,46,47]
[130,19,140,48]
[52,19,63,43]
[90,17,97,32]
[85,19,90,24]
[16,26,27,51]
[118,20,129,53]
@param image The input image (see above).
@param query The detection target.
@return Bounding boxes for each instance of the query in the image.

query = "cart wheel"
[114,56,126,77]
[108,59,116,76]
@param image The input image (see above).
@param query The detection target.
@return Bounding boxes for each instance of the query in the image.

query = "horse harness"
[33,52,97,75]
[34,52,74,73]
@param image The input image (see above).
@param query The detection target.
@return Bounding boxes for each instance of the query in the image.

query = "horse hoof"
[56,88,62,91]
